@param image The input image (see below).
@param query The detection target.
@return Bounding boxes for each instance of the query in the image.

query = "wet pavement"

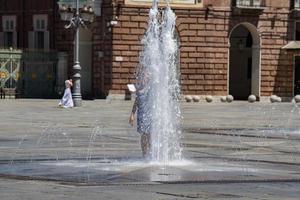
[0,99,300,199]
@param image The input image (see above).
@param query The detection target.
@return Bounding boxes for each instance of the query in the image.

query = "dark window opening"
[295,22,300,40]
[4,32,13,48]
[295,57,300,95]
[35,31,44,49]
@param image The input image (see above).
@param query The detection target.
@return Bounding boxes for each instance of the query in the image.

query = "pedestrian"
[58,79,74,108]
[129,68,152,158]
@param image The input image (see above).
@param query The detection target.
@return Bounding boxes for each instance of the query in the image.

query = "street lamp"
[58,0,94,107]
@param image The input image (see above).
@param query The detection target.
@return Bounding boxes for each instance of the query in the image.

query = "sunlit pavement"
[0,99,300,199]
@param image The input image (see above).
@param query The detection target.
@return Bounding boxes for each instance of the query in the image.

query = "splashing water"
[138,1,182,163]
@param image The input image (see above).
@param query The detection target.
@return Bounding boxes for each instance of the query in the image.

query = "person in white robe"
[58,79,74,108]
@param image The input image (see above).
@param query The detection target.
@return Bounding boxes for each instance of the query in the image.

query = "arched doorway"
[229,23,261,100]
[79,27,92,99]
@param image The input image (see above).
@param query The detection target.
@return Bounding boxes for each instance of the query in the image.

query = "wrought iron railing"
[0,48,59,98]
[232,0,266,8]
[20,50,58,98]
[22,49,58,62]
[0,48,22,90]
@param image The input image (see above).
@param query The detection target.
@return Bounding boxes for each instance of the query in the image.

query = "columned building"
[1,0,300,101]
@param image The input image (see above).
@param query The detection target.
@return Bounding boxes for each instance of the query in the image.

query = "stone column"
[252,45,261,98]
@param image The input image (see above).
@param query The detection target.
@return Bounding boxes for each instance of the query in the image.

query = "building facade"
[1,0,300,101]
[104,0,299,101]
[0,0,58,98]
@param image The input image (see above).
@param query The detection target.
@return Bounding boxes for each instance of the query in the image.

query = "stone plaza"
[0,99,300,200]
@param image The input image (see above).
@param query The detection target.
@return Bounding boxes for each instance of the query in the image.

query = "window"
[1,15,17,48]
[234,0,265,7]
[35,31,45,49]
[34,18,46,31]
[295,22,300,40]
[28,15,49,50]
[296,0,300,9]
[4,32,13,47]
[94,0,102,16]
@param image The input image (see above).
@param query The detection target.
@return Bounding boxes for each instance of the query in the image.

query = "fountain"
[138,0,182,163]
[0,1,300,187]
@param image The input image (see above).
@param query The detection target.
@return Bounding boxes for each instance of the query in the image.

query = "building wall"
[92,1,114,97]
[0,0,58,98]
[0,0,298,99]
[0,0,56,49]
[107,0,295,99]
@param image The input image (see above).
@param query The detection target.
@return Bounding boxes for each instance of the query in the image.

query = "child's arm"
[129,98,137,126]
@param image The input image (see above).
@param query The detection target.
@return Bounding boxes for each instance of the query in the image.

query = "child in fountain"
[58,79,74,108]
[129,68,151,158]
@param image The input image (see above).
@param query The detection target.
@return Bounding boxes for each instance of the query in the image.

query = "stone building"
[0,0,58,98]
[1,0,300,101]
[102,0,299,101]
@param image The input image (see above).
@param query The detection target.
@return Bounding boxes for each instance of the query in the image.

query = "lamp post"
[58,0,94,107]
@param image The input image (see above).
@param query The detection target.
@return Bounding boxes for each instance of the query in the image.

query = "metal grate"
[0,49,22,89]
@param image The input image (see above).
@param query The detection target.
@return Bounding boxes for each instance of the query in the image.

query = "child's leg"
[145,133,151,154]
[141,133,150,157]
